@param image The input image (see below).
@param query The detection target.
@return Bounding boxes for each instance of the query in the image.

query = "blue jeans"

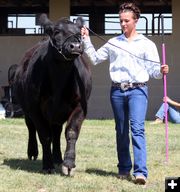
[155,103,180,123]
[110,86,148,178]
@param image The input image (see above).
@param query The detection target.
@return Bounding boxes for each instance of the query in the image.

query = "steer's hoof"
[42,168,56,174]
[61,165,76,177]
[28,155,38,161]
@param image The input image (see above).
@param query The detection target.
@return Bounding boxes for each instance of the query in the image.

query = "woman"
[81,2,169,185]
[151,96,180,124]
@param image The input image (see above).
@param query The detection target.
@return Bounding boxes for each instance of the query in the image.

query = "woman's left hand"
[161,64,169,74]
[163,96,171,103]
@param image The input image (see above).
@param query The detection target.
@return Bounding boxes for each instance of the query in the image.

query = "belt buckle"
[120,83,133,91]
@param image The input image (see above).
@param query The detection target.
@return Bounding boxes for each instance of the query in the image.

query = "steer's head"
[39,14,84,60]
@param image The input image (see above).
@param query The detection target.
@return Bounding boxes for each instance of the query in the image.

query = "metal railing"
[104,14,172,35]
[2,14,172,36]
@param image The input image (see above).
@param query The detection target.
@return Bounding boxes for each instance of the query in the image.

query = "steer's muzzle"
[69,42,83,55]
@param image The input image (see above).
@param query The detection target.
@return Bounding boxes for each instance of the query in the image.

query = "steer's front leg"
[62,105,84,176]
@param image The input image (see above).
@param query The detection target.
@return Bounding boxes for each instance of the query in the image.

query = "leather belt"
[112,82,147,91]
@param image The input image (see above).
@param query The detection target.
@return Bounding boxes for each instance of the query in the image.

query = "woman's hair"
[119,2,141,19]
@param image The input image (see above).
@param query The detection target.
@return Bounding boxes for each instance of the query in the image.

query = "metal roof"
[0,0,172,14]
[71,0,172,13]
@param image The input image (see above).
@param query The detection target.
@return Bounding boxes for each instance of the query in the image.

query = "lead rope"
[49,39,72,61]
[86,27,162,65]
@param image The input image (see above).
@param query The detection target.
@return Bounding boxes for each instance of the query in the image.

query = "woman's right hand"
[81,26,89,39]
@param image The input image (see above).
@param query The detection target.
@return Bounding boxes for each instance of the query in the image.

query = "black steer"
[14,14,92,176]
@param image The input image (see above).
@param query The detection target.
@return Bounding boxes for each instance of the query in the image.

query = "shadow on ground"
[86,168,117,177]
[2,158,62,175]
[2,158,42,173]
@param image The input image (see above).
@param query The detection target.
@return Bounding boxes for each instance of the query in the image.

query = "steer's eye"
[54,30,60,36]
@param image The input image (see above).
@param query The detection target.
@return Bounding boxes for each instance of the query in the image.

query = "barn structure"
[0,0,179,119]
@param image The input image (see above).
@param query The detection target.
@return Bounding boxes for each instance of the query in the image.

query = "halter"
[50,33,82,61]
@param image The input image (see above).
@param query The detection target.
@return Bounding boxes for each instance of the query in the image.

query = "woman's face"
[119,11,138,35]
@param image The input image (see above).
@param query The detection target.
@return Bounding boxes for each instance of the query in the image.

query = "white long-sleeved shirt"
[83,33,162,83]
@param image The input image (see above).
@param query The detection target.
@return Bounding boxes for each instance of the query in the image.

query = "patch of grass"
[0,118,180,192]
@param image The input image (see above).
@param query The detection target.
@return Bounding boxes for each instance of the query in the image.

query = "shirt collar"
[117,33,146,42]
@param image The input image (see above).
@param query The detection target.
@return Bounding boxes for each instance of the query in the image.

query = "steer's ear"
[38,13,54,36]
[76,17,84,28]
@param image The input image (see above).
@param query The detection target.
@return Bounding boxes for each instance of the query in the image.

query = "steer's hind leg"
[62,105,84,176]
[25,115,38,161]
[30,113,55,173]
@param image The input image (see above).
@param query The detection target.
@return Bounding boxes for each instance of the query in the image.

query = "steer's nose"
[69,42,83,53]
